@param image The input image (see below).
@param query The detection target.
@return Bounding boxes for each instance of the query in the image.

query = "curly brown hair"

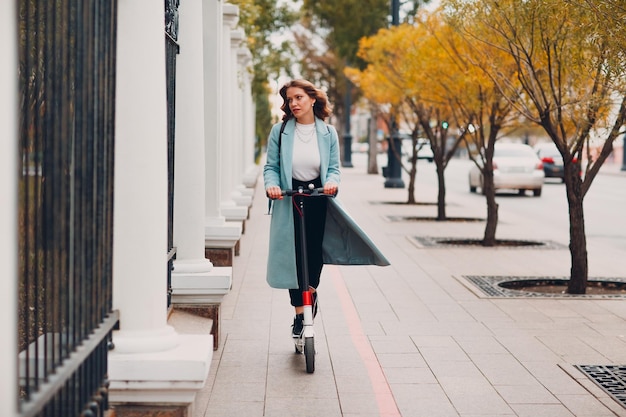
[279,79,332,121]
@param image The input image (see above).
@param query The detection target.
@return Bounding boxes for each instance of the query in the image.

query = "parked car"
[534,142,564,181]
[469,143,545,196]
[402,138,434,162]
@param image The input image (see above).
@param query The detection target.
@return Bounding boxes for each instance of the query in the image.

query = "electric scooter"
[281,184,334,373]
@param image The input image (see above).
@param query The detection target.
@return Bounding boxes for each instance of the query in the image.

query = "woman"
[264,79,340,338]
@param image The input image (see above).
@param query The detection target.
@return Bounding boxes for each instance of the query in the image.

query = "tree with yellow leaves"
[446,0,626,293]
[347,13,521,245]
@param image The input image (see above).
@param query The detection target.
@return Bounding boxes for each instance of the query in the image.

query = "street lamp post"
[384,120,405,188]
[383,0,405,188]
[622,134,626,171]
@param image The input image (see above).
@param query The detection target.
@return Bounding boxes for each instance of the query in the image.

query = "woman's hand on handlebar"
[324,182,338,196]
[266,186,283,200]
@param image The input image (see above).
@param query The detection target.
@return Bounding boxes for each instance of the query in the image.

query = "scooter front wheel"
[304,337,315,373]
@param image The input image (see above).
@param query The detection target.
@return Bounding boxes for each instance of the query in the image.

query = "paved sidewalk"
[193,155,626,417]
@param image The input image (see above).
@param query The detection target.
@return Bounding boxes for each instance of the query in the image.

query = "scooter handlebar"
[266,184,337,200]
[282,186,332,197]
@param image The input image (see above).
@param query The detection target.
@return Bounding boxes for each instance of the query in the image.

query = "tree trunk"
[336,108,346,164]
[407,160,416,204]
[564,164,588,294]
[482,171,498,246]
[436,161,446,220]
[367,107,379,174]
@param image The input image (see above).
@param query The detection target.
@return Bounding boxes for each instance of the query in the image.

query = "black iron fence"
[17,1,119,416]
[165,0,180,309]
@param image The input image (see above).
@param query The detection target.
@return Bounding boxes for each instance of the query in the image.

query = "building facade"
[1,1,257,416]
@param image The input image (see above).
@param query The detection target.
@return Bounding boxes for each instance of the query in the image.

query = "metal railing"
[165,0,180,309]
[17,1,119,416]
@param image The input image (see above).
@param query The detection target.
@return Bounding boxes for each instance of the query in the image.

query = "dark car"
[534,143,564,181]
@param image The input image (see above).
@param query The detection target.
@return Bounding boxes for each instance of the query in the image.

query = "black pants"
[289,177,327,307]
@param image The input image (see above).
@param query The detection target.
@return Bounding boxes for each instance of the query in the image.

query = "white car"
[469,143,545,196]
[402,138,434,162]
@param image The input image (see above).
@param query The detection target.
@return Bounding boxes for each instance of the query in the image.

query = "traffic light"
[442,121,449,129]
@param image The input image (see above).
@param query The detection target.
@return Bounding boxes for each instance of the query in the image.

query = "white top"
[292,122,321,181]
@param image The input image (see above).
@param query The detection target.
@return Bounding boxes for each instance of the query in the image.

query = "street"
[383,155,626,254]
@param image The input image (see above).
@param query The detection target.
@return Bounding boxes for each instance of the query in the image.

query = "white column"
[230,30,252,198]
[204,0,242,247]
[110,0,212,406]
[238,46,259,188]
[0,4,18,414]
[203,0,224,227]
[228,28,253,204]
[112,0,177,353]
[172,0,231,299]
[220,4,249,220]
[173,0,212,268]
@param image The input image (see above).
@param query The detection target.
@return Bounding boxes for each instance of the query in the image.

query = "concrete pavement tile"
[218,345,269,367]
[267,351,335,376]
[509,404,575,417]
[192,381,212,417]
[341,414,384,417]
[423,305,477,323]
[220,319,272,340]
[532,302,585,320]
[327,358,370,378]
[376,353,427,368]
[522,362,590,395]
[454,335,509,354]
[591,322,626,338]
[404,321,492,339]
[495,384,559,404]
[334,374,376,394]
[265,372,338,399]
[325,333,359,349]
[207,381,266,403]
[378,321,439,337]
[495,335,563,362]
[468,353,538,386]
[410,335,456,348]
[456,300,516,324]
[596,301,626,319]
[368,336,419,354]
[390,383,460,417]
[384,366,437,384]
[337,392,381,414]
[554,393,617,416]
[360,319,386,336]
[537,335,612,363]
[579,335,626,363]
[597,397,626,417]
[202,401,265,417]
[426,360,483,379]
[264,397,342,417]
[272,351,334,376]
[437,376,513,415]
[214,364,267,383]
[490,299,553,322]
[354,307,403,323]
[417,345,471,363]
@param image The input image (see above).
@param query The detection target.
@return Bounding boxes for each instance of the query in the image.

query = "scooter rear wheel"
[304,337,315,373]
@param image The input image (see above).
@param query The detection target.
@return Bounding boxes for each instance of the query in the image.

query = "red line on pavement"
[329,265,401,417]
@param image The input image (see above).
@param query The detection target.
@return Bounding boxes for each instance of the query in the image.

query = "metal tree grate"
[412,236,568,249]
[576,365,626,409]
[460,275,626,299]
[386,215,484,222]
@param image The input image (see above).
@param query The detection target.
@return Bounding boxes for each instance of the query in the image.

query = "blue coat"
[263,118,389,289]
